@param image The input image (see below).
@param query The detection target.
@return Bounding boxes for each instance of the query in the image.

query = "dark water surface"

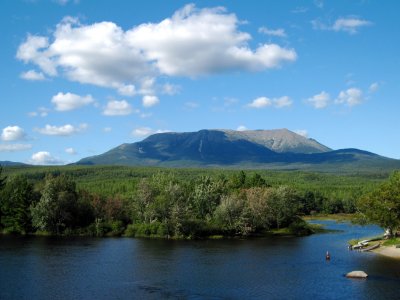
[1,221,400,299]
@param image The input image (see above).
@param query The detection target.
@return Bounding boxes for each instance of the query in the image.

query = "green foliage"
[357,171,400,236]
[1,165,394,238]
[31,175,81,234]
[0,175,38,234]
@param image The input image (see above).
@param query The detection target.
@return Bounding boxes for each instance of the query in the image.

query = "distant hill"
[0,161,28,167]
[76,129,400,172]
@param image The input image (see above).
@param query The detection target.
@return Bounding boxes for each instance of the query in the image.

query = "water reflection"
[1,221,399,299]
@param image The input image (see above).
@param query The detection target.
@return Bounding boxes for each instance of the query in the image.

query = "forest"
[0,165,391,238]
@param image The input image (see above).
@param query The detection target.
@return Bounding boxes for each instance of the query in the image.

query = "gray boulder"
[346,271,368,278]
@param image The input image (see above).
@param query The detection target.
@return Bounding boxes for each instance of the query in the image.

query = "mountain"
[0,161,28,167]
[76,129,400,172]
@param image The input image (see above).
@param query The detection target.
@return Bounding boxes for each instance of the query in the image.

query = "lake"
[1,221,400,299]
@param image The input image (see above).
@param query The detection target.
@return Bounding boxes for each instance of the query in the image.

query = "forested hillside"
[0,165,389,238]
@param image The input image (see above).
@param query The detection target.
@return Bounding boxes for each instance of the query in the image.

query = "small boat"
[361,243,380,252]
[326,251,331,260]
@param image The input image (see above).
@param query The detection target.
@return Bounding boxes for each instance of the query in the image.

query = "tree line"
[0,166,375,238]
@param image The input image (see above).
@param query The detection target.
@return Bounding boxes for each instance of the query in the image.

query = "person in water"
[326,251,330,260]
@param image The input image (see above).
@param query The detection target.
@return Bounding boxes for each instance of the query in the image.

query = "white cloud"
[30,151,64,165]
[51,92,94,111]
[1,126,26,141]
[17,4,296,93]
[312,16,372,34]
[273,96,292,108]
[28,107,50,117]
[335,88,363,106]
[237,125,247,131]
[142,95,159,108]
[294,129,308,137]
[20,70,46,81]
[16,35,57,76]
[128,4,297,76]
[0,144,32,152]
[35,123,87,136]
[103,100,132,116]
[247,97,272,108]
[369,82,379,93]
[258,26,287,37]
[247,96,291,109]
[103,127,112,133]
[132,127,170,138]
[117,84,136,96]
[65,147,77,155]
[306,91,330,109]
[333,17,372,34]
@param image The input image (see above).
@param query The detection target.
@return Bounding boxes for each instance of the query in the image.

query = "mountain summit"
[76,128,400,171]
[220,129,330,154]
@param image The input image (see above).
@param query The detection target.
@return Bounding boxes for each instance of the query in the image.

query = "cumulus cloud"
[30,151,64,165]
[103,100,133,116]
[142,95,159,108]
[247,97,272,108]
[1,126,26,141]
[117,84,136,96]
[258,26,287,37]
[332,17,372,34]
[17,4,296,94]
[312,16,372,34]
[20,70,46,81]
[34,123,87,136]
[237,125,248,131]
[306,91,330,109]
[132,127,170,137]
[273,96,292,108]
[0,144,32,152]
[335,88,363,106]
[247,96,292,109]
[294,129,308,137]
[128,4,296,76]
[51,92,94,111]
[65,147,77,155]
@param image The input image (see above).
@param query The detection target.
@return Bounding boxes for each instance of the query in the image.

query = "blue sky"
[1,0,399,164]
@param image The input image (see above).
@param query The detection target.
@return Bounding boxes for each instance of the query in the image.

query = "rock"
[346,271,368,278]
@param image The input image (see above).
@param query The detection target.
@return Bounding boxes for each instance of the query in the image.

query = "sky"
[1,0,399,165]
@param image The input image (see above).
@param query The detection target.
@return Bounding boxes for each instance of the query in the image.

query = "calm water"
[1,221,400,299]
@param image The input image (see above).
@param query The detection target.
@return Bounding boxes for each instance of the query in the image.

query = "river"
[1,221,399,299]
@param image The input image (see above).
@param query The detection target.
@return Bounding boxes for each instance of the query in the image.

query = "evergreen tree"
[0,175,37,233]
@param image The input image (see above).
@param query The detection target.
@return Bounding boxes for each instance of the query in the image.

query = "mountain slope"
[76,129,400,172]
[221,129,330,153]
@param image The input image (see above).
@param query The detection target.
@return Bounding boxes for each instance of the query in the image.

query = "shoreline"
[372,245,400,259]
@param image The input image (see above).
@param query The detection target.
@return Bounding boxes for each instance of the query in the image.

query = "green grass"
[383,237,400,247]
[303,213,355,222]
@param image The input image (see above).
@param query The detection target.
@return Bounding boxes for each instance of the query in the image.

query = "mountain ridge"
[76,129,400,172]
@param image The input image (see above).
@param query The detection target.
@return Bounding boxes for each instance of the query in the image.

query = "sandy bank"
[372,245,400,259]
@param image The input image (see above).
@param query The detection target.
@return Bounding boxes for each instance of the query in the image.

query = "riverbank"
[349,236,400,259]
[372,245,400,259]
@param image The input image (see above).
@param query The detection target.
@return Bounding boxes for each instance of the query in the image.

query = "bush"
[288,218,313,236]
